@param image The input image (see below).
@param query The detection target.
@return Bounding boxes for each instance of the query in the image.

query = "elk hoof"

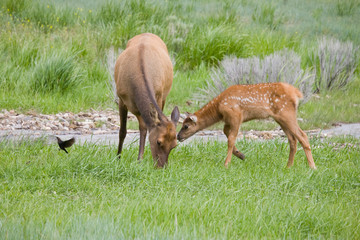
[234,150,245,160]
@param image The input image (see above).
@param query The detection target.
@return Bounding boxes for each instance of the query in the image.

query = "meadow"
[1,0,360,238]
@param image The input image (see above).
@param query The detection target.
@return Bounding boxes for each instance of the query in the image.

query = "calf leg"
[276,116,316,169]
[222,111,242,167]
[224,124,245,160]
[117,103,128,158]
[278,123,298,168]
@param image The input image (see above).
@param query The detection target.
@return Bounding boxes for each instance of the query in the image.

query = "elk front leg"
[137,116,147,161]
[224,124,245,160]
[117,103,128,158]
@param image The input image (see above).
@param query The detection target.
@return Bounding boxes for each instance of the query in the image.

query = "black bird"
[56,136,75,153]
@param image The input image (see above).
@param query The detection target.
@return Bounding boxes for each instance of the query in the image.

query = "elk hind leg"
[117,103,128,158]
[137,116,147,162]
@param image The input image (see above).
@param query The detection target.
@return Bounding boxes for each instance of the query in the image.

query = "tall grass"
[252,2,284,30]
[335,0,360,16]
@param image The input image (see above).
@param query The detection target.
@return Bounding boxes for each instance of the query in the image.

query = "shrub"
[315,37,358,92]
[195,49,315,104]
[31,51,84,94]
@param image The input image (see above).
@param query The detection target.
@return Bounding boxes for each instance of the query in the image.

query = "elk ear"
[149,103,160,125]
[189,114,197,123]
[171,106,180,126]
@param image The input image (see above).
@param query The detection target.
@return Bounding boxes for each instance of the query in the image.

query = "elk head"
[148,106,180,168]
[177,113,198,142]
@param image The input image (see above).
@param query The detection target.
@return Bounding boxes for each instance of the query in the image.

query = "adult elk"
[177,82,316,169]
[114,33,180,168]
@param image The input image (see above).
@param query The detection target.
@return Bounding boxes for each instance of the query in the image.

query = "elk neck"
[133,43,167,129]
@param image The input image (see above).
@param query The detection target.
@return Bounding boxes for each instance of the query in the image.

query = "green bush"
[177,24,246,69]
[31,51,84,94]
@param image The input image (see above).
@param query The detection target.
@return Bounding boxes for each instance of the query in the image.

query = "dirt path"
[1,109,359,146]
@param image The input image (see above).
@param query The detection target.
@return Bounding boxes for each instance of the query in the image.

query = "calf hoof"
[233,150,245,160]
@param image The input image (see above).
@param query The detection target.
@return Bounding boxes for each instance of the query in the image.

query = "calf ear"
[189,114,197,123]
[171,106,180,126]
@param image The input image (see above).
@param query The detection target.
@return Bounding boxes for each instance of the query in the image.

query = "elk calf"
[177,82,316,169]
[114,33,180,168]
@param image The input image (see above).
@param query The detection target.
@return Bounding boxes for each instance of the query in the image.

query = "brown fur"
[177,82,316,169]
[114,33,179,168]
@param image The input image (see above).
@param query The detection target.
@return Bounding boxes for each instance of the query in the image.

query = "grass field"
[0,137,359,239]
[1,0,360,238]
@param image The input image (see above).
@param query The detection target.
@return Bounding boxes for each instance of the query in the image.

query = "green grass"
[0,137,359,239]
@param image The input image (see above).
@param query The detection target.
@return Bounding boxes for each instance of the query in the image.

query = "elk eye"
[157,140,161,146]
[184,125,189,130]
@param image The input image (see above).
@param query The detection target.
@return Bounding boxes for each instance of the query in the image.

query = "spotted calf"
[177,82,316,169]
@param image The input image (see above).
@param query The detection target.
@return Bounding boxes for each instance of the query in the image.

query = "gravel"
[0,109,359,146]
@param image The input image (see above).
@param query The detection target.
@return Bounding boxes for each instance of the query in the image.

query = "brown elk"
[177,82,316,169]
[114,33,180,168]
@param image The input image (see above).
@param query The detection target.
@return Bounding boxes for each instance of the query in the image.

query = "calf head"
[149,106,180,168]
[177,113,198,142]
